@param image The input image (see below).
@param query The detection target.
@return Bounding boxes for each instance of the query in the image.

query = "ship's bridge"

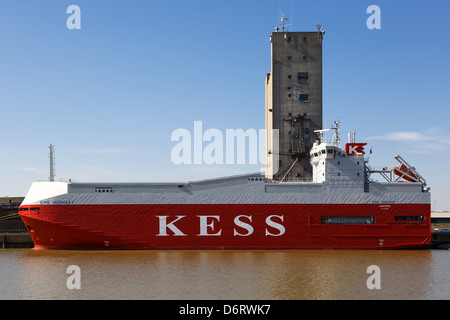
[310,143,343,165]
[310,121,366,184]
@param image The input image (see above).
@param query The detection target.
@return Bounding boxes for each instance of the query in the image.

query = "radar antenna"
[317,23,326,40]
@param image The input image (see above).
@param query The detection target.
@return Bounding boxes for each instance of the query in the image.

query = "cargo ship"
[18,121,431,249]
[18,27,431,249]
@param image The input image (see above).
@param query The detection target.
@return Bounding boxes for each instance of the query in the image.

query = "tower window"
[298,72,308,83]
[304,127,309,138]
[299,94,309,102]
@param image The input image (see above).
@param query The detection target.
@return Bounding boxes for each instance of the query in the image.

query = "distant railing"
[35,178,76,183]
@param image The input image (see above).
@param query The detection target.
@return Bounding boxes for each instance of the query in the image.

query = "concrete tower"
[265,27,324,180]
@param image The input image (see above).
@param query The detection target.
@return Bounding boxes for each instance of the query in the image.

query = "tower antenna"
[279,9,292,32]
[49,143,55,182]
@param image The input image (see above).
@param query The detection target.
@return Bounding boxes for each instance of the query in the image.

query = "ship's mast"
[49,144,55,182]
[329,121,341,148]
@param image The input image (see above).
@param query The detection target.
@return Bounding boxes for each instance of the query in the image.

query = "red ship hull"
[19,203,431,250]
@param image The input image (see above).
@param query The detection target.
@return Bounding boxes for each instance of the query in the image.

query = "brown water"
[0,249,449,300]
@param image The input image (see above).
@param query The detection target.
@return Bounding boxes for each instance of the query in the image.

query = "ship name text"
[157,215,285,237]
[40,200,75,205]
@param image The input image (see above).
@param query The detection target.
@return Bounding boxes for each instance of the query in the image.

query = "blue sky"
[0,0,449,210]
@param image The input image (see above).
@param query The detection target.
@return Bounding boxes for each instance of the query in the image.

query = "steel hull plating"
[20,203,431,250]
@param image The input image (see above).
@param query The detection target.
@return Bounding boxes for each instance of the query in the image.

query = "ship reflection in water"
[1,249,449,299]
